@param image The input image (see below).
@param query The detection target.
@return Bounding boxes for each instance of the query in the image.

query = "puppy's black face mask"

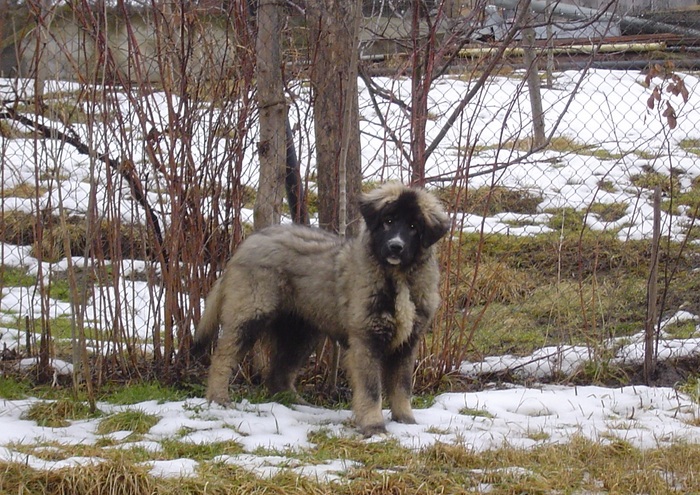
[361,191,424,268]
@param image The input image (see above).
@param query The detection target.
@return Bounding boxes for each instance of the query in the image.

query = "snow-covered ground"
[1,383,699,481]
[2,68,700,479]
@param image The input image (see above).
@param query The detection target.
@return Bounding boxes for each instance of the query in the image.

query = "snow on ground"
[2,69,700,479]
[0,384,699,481]
[460,310,700,380]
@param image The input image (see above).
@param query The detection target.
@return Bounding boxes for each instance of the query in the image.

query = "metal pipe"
[458,41,666,57]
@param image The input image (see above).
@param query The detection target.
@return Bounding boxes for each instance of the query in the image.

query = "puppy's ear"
[421,210,450,248]
[359,198,382,230]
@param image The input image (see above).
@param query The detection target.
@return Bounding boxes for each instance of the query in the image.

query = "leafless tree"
[307,0,363,235]
[254,0,287,229]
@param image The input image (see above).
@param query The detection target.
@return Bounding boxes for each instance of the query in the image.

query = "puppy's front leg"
[383,346,418,425]
[346,338,386,437]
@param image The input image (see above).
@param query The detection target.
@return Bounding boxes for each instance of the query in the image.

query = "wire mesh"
[1,0,699,390]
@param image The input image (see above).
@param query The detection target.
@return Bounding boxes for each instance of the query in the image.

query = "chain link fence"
[2,0,700,393]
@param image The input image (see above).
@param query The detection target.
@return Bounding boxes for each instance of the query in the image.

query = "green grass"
[0,266,37,287]
[584,147,624,160]
[539,136,624,160]
[459,407,495,418]
[101,381,192,405]
[476,276,647,351]
[589,201,629,223]
[0,315,99,346]
[2,374,700,493]
[97,409,160,436]
[158,439,244,461]
[444,231,654,365]
[680,138,700,156]
[629,169,682,194]
[46,315,76,338]
[663,320,698,339]
[411,394,437,409]
[661,176,700,218]
[677,375,700,404]
[22,399,101,428]
[49,316,102,341]
[0,376,33,399]
[634,148,662,160]
[597,178,617,193]
[47,278,72,302]
[544,206,587,231]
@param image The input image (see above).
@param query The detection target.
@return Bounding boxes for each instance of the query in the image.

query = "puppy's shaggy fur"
[193,183,450,436]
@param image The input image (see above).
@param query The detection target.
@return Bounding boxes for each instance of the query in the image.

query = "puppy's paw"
[359,423,388,438]
[391,412,416,424]
[206,391,232,407]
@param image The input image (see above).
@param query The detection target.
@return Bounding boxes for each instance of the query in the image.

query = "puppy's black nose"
[388,239,404,254]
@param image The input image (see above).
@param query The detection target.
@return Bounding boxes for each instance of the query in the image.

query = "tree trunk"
[254,0,286,230]
[307,0,362,235]
[409,1,432,186]
[522,7,546,148]
[285,117,308,225]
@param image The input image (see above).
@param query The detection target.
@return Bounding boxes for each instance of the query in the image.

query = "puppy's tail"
[191,278,224,360]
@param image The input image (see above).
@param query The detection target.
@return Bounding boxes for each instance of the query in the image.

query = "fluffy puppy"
[193,182,450,436]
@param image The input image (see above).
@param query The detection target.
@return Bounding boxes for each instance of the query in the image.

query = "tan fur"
[193,183,450,436]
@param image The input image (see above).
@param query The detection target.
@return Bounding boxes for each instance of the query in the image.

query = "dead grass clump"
[1,210,152,261]
[26,216,152,262]
[52,460,153,495]
[590,202,629,223]
[22,399,100,428]
[0,211,38,245]
[97,410,160,436]
[8,441,108,462]
[424,442,481,466]
[629,168,682,194]
[438,186,542,215]
[1,183,45,199]
[34,220,89,262]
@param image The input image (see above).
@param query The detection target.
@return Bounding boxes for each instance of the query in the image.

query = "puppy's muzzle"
[386,238,405,265]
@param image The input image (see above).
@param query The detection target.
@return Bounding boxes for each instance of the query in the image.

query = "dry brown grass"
[0,460,154,495]
[2,436,700,494]
[438,185,542,215]
[0,210,153,261]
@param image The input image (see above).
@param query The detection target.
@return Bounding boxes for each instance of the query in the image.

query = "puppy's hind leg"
[206,316,264,406]
[205,268,282,406]
[265,315,319,404]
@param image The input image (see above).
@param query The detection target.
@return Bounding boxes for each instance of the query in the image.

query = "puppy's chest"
[372,277,417,349]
